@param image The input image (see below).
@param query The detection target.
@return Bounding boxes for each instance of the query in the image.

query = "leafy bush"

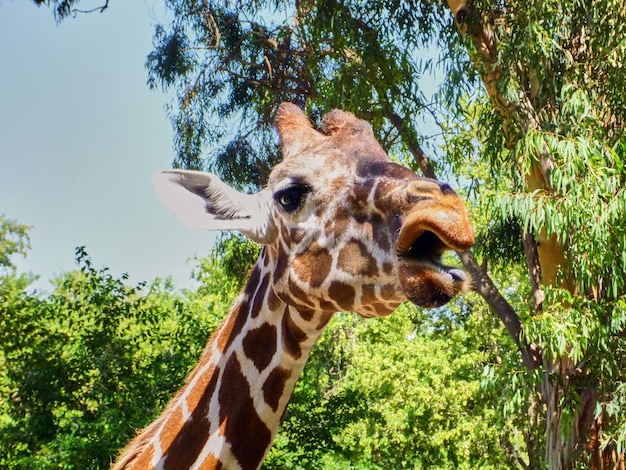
[0,246,225,468]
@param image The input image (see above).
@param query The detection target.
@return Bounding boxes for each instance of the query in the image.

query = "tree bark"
[385,110,437,180]
[442,2,597,468]
[522,232,545,314]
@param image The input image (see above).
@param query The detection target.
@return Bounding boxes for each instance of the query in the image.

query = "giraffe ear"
[152,170,276,244]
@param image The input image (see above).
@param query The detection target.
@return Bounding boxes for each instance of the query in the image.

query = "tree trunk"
[542,358,579,470]
[587,410,626,470]
[442,2,618,468]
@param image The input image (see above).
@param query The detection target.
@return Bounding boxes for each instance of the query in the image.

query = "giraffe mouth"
[396,227,470,308]
[399,229,467,281]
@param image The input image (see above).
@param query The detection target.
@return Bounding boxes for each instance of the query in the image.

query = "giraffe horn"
[319,109,373,137]
[274,102,323,160]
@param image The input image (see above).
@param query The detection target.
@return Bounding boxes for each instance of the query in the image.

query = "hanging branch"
[71,0,109,16]
[387,107,541,369]
[317,0,543,369]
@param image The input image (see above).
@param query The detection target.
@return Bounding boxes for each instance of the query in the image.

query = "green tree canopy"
[140,1,626,467]
[0,241,232,468]
[27,0,626,467]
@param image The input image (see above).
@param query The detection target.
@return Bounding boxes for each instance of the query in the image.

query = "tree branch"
[457,250,542,369]
[71,0,109,16]
[522,231,545,314]
[386,110,438,179]
[386,107,541,367]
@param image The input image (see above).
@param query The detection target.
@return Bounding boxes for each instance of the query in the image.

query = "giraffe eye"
[274,184,309,213]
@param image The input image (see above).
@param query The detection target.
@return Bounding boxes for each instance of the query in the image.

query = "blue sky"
[0,1,215,290]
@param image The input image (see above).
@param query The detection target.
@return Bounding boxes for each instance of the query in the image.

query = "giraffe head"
[153,103,474,316]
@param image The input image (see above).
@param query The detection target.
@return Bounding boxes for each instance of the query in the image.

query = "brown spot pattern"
[281,308,307,359]
[373,222,391,252]
[380,284,396,300]
[382,261,394,274]
[247,265,262,295]
[185,364,217,413]
[251,273,270,319]
[263,366,292,412]
[289,227,307,243]
[297,308,315,321]
[267,287,282,312]
[337,240,378,276]
[328,281,356,311]
[196,454,223,469]
[162,370,220,470]
[287,277,315,309]
[219,355,271,469]
[217,299,250,353]
[292,242,332,288]
[242,323,277,372]
[361,284,378,306]
[373,179,396,209]
[273,245,289,283]
[349,181,374,209]
[324,206,349,236]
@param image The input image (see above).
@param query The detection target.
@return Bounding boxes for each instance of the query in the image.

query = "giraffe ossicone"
[114,103,474,470]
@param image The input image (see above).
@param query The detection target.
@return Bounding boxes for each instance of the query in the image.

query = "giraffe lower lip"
[397,257,468,308]
[400,257,465,282]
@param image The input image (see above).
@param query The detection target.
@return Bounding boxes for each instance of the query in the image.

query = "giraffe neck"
[115,249,330,470]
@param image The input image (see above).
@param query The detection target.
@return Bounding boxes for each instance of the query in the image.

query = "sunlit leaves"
[267,301,520,469]
[0,246,228,468]
[0,216,31,272]
[497,112,626,299]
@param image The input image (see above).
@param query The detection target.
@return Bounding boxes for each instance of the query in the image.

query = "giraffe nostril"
[438,182,454,194]
[407,180,437,197]
[456,7,469,24]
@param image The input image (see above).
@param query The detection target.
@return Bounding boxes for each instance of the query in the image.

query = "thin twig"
[72,0,109,16]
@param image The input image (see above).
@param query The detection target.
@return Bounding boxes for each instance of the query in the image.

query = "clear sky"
[0,1,216,291]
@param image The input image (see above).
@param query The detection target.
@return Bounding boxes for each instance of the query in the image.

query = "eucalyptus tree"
[32,0,626,467]
[141,1,626,468]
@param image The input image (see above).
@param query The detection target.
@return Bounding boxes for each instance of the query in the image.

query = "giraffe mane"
[113,338,222,469]
[113,407,169,468]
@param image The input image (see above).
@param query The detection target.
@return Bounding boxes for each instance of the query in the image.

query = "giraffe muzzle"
[395,201,474,308]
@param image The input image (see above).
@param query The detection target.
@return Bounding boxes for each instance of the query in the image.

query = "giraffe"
[113,103,474,470]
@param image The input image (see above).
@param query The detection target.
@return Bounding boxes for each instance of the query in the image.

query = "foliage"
[266,294,527,469]
[31,0,109,21]
[0,217,31,272]
[0,243,228,468]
